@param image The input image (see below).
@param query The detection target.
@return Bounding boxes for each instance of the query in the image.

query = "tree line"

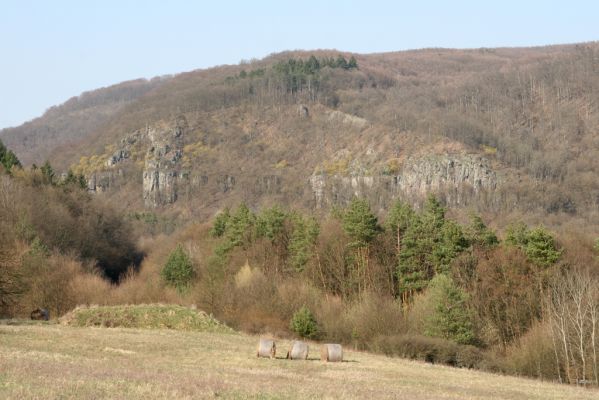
[148,196,599,384]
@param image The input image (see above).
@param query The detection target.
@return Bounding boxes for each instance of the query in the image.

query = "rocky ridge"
[309,154,499,209]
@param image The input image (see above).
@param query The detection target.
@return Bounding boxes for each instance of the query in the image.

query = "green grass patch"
[60,304,235,333]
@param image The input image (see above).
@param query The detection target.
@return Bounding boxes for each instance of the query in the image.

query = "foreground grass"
[0,324,596,399]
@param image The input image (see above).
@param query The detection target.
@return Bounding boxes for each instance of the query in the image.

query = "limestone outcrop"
[309,154,499,209]
[142,118,186,207]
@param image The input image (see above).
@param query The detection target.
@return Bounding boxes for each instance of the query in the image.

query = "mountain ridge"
[2,42,598,224]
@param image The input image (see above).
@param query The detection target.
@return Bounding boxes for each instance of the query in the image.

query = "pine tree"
[342,199,380,294]
[227,203,255,248]
[524,226,561,267]
[256,206,287,241]
[0,139,21,172]
[62,169,88,190]
[424,274,476,345]
[161,244,194,292]
[290,305,319,339]
[398,195,467,302]
[342,198,379,248]
[210,208,230,238]
[398,216,434,300]
[288,214,319,272]
[215,203,255,256]
[335,55,349,69]
[40,161,55,185]
[385,199,415,256]
[432,220,468,275]
[306,55,320,74]
[506,223,560,267]
[465,214,499,248]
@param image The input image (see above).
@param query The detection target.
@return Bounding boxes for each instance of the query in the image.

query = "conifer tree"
[210,208,230,238]
[342,199,380,294]
[424,274,476,345]
[288,214,319,272]
[0,139,21,172]
[161,244,194,292]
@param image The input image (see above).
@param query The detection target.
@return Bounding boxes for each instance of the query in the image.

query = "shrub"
[161,244,194,292]
[313,296,350,343]
[369,334,488,369]
[276,279,322,321]
[290,305,319,339]
[504,321,560,380]
[344,292,405,348]
[20,251,78,317]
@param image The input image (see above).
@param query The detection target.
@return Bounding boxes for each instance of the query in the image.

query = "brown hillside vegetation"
[3,43,599,392]
[2,43,599,226]
[0,78,168,166]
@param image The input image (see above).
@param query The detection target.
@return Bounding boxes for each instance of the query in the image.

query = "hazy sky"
[1,0,598,129]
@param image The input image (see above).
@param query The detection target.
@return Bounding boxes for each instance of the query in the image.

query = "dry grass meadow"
[1,322,597,399]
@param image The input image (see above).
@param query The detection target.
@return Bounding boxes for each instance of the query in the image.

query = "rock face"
[327,110,368,130]
[84,115,498,212]
[309,154,498,209]
[87,170,122,193]
[396,154,497,195]
[142,117,186,207]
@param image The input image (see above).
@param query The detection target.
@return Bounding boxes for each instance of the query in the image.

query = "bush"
[20,251,78,317]
[276,279,322,321]
[344,292,405,348]
[369,334,488,369]
[504,321,560,380]
[161,244,194,292]
[290,305,319,339]
[313,296,350,343]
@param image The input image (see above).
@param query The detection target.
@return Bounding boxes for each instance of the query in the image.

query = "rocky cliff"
[84,117,186,208]
[309,154,499,210]
[142,117,186,207]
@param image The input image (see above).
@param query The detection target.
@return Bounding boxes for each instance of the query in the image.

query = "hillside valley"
[2,44,599,227]
[3,43,599,390]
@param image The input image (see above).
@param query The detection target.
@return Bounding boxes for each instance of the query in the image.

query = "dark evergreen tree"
[215,203,256,256]
[288,214,319,272]
[40,161,55,185]
[161,244,194,292]
[385,199,415,256]
[342,198,380,294]
[465,214,499,248]
[398,195,467,302]
[335,55,349,69]
[342,198,380,248]
[0,139,21,172]
[290,305,319,339]
[506,223,561,267]
[256,206,287,241]
[210,208,230,238]
[424,274,476,345]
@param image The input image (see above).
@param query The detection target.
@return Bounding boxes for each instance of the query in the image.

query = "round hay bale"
[321,343,343,362]
[287,341,309,360]
[256,339,276,359]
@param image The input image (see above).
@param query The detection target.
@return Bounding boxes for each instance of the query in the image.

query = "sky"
[1,0,598,129]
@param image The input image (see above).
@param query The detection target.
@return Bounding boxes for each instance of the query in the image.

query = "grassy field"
[1,323,597,399]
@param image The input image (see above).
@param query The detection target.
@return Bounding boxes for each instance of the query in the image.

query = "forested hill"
[1,43,599,225]
[0,78,168,166]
